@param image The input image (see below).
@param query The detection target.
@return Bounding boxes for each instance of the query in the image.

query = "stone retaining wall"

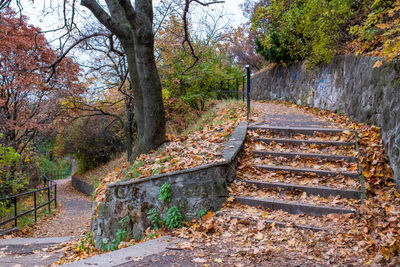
[251,55,400,187]
[91,122,248,247]
[71,176,94,196]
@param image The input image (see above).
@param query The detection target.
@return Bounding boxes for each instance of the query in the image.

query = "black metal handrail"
[0,174,57,234]
[215,66,251,120]
[216,75,246,101]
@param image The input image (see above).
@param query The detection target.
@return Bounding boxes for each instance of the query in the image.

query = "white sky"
[18,0,246,35]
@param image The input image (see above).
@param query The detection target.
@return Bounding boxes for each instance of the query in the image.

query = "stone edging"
[71,175,94,196]
[91,121,248,246]
[108,121,248,189]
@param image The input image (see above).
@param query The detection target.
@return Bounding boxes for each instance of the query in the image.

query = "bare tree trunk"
[122,42,145,140]
[133,0,165,156]
[81,0,166,158]
[125,94,135,163]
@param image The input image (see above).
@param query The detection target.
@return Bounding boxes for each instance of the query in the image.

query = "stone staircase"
[222,112,365,232]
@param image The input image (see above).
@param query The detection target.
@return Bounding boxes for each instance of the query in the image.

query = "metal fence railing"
[0,175,57,235]
[46,165,72,180]
[216,75,246,101]
[215,66,251,120]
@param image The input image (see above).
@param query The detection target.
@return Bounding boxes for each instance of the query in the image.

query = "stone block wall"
[71,176,94,196]
[251,55,400,187]
[91,122,248,247]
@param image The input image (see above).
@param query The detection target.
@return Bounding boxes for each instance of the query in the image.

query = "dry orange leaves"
[94,104,246,203]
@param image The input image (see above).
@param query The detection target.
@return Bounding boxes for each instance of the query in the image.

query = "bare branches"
[81,0,130,38]
[32,33,104,82]
[0,0,12,10]
[109,33,124,56]
[181,0,199,74]
[191,0,224,6]
[181,0,224,74]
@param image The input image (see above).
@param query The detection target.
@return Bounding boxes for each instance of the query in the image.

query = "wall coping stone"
[108,121,248,189]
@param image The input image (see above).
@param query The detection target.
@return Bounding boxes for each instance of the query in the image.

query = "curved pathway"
[31,178,92,237]
[0,172,93,266]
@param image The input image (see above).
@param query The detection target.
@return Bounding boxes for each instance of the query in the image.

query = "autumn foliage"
[0,10,83,193]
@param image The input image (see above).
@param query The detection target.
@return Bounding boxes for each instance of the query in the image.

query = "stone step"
[234,196,356,216]
[254,165,359,179]
[220,213,327,232]
[252,150,358,162]
[243,180,363,199]
[248,125,347,135]
[251,137,355,147]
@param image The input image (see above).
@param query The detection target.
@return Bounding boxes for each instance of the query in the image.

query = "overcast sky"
[19,0,246,34]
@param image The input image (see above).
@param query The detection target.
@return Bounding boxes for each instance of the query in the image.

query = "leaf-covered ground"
[56,101,399,266]
[167,101,399,266]
[93,101,246,203]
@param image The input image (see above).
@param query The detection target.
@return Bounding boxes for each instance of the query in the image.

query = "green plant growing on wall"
[146,183,184,230]
[101,216,130,252]
[159,182,171,203]
[147,208,162,230]
[77,232,95,253]
[164,206,183,229]
[197,209,208,218]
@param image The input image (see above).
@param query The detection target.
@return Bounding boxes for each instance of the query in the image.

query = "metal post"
[227,79,230,98]
[54,184,57,208]
[242,76,245,102]
[236,78,239,100]
[14,197,17,227]
[48,187,51,213]
[34,191,37,223]
[246,65,251,121]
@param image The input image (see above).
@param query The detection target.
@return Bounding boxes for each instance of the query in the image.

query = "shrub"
[164,206,183,229]
[252,0,352,66]
[158,183,172,203]
[350,0,400,61]
[56,116,124,173]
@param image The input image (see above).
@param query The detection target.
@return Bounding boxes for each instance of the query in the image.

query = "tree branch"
[118,0,137,29]
[181,0,224,74]
[32,33,104,82]
[81,0,130,38]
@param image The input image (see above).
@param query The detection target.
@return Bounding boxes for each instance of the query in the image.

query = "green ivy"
[197,209,208,218]
[100,216,130,252]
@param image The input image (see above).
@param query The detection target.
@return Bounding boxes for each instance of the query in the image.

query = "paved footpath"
[0,177,92,267]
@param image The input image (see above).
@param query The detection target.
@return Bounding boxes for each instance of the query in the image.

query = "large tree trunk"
[125,95,135,163]
[133,0,166,156]
[81,0,166,159]
[122,41,145,140]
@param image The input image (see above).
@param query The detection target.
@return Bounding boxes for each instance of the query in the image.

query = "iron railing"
[215,66,251,120]
[216,75,246,101]
[0,175,57,235]
[46,166,72,180]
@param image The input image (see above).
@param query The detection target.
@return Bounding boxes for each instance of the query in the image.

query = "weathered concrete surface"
[0,236,74,246]
[0,236,75,267]
[92,122,248,248]
[71,175,94,196]
[251,55,400,187]
[60,236,182,267]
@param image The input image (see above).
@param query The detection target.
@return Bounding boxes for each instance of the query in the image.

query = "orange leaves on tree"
[0,10,83,153]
